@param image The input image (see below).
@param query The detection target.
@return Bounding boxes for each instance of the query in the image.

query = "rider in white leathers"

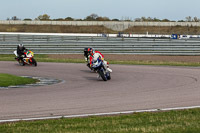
[89,48,112,73]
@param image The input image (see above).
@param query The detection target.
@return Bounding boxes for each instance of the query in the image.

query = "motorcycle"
[92,57,111,81]
[14,50,37,66]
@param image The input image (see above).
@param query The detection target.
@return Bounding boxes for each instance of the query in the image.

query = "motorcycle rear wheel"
[18,59,25,66]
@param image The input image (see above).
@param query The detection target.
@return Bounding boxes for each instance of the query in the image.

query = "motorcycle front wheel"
[32,58,37,67]
[98,70,107,81]
[107,72,111,80]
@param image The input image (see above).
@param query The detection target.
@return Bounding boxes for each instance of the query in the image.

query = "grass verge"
[1,54,200,67]
[0,108,200,133]
[0,73,38,87]
[0,54,85,63]
[108,60,200,67]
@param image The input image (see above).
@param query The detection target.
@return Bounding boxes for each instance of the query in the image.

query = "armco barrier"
[1,33,200,55]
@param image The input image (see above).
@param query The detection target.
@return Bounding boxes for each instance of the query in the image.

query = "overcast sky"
[0,0,199,21]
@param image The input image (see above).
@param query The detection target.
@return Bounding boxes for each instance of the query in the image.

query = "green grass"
[1,54,200,67]
[0,73,38,87]
[0,108,200,133]
[0,54,48,61]
[0,54,85,63]
[108,60,200,67]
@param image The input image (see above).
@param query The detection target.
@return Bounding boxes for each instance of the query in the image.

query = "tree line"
[6,13,200,22]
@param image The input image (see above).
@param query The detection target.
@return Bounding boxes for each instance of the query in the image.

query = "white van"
[179,35,190,39]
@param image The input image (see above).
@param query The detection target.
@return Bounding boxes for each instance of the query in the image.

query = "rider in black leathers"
[84,47,93,68]
[16,44,27,60]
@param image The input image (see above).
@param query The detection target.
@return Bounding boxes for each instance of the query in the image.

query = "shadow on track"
[80,70,96,73]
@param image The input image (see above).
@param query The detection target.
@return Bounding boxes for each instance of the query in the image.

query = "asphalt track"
[0,61,200,121]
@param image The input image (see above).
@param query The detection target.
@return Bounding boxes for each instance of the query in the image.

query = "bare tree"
[185,16,192,22]
[193,16,200,22]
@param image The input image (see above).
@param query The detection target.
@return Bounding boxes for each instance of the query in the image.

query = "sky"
[0,0,200,21]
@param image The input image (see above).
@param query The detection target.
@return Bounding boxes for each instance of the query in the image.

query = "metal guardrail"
[1,34,200,55]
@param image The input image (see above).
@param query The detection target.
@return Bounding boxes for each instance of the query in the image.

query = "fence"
[0,33,200,55]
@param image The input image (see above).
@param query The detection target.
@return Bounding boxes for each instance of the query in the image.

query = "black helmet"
[84,47,91,57]
[88,48,95,56]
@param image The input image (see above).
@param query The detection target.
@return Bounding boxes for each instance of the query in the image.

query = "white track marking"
[0,105,200,123]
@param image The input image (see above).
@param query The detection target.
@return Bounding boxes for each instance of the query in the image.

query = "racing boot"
[107,68,112,73]
[97,74,101,80]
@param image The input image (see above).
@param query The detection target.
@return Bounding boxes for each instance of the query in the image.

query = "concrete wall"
[1,20,200,31]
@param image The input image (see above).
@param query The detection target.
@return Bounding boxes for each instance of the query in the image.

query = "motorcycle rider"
[89,48,112,73]
[84,47,93,69]
[16,44,28,60]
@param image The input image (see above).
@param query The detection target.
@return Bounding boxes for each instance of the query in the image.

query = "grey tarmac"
[0,61,200,120]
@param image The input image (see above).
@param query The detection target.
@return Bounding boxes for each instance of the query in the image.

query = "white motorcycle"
[14,50,37,66]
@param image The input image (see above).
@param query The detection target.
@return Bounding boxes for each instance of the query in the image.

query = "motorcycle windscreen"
[26,51,34,58]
